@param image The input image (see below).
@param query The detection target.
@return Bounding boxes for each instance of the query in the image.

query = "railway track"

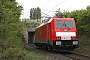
[24,44,90,60]
[62,51,90,60]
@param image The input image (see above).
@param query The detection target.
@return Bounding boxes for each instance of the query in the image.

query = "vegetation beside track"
[77,35,90,52]
[0,0,42,60]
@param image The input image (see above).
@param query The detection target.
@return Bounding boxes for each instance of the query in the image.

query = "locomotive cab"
[53,18,78,51]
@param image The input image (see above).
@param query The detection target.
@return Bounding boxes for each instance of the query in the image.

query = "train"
[35,17,78,51]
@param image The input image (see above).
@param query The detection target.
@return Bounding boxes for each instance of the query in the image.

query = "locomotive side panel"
[35,23,52,45]
[35,24,48,43]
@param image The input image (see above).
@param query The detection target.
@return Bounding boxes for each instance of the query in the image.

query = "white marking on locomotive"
[56,32,76,36]
[56,32,76,40]
[61,36,71,40]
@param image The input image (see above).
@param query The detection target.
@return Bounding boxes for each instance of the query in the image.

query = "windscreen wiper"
[64,23,71,29]
[60,22,65,29]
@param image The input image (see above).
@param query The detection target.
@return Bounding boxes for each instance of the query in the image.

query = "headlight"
[73,41,78,45]
[56,41,61,45]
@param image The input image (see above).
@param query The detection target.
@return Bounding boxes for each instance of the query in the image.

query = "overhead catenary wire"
[42,10,59,12]
[41,12,51,17]
[41,0,52,19]
[41,12,52,23]
[42,0,52,8]
[41,0,65,22]
[51,0,65,11]
[46,0,65,14]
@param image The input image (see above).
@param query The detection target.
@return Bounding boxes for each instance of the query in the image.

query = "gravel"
[24,44,90,60]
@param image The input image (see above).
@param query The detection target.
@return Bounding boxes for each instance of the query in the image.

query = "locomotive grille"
[55,40,73,46]
[62,41,73,45]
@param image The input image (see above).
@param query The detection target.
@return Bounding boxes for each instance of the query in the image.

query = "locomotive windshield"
[55,20,74,28]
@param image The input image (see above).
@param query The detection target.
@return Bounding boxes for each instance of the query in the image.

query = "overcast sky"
[16,0,90,19]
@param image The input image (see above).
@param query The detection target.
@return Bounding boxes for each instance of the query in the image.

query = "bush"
[0,48,36,60]
[77,35,90,51]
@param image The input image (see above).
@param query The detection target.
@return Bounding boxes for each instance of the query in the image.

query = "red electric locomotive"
[35,17,78,51]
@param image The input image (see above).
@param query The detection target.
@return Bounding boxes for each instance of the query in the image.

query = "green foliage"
[30,7,41,20]
[77,35,90,51]
[0,48,36,60]
[0,0,39,60]
[22,18,41,28]
[26,21,41,28]
[0,0,23,51]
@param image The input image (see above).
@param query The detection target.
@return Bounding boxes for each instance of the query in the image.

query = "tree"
[0,0,25,59]
[0,1,40,60]
[30,7,41,20]
[36,7,41,19]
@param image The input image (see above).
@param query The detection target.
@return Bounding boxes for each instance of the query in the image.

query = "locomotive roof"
[48,18,74,22]
[36,18,74,29]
